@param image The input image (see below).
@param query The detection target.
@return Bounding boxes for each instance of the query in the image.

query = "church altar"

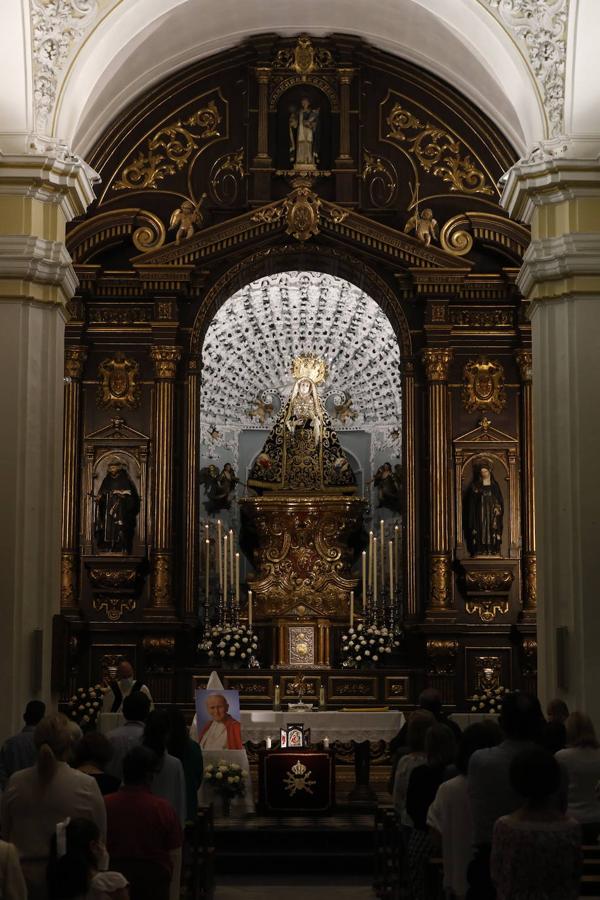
[239,709,403,745]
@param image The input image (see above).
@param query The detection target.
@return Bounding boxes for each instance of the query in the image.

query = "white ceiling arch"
[50,0,547,159]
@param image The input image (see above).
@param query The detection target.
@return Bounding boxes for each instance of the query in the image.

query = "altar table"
[240,710,404,745]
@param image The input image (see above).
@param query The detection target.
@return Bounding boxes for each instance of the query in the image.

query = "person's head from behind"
[457,719,503,775]
[122,690,151,724]
[206,693,229,723]
[143,709,171,757]
[547,698,569,723]
[34,714,73,784]
[510,747,561,809]
[406,710,435,754]
[47,817,104,900]
[425,723,456,769]
[565,711,599,749]
[117,659,134,682]
[73,731,113,771]
[122,745,158,787]
[24,699,46,727]
[418,688,442,718]
[500,691,544,742]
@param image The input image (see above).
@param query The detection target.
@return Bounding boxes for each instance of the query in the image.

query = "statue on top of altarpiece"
[247,355,356,494]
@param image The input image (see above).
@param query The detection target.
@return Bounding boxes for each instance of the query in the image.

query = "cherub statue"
[199,463,239,513]
[247,397,274,425]
[404,207,438,245]
[169,194,206,243]
[334,395,357,424]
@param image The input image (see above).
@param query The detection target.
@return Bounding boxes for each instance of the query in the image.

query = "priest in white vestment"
[102,660,154,713]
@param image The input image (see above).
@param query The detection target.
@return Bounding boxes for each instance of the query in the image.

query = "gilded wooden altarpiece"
[58,33,536,710]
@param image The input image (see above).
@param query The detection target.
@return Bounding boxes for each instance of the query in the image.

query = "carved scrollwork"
[464,570,514,593]
[209,148,246,206]
[361,150,397,207]
[132,213,167,252]
[440,215,474,256]
[113,100,223,192]
[97,354,141,410]
[385,102,494,195]
[250,186,349,243]
[426,639,459,676]
[93,596,136,622]
[466,598,510,623]
[88,568,138,589]
[273,35,334,74]
[462,358,506,414]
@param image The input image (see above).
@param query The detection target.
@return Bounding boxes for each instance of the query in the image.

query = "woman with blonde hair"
[556,710,600,843]
[1,714,106,900]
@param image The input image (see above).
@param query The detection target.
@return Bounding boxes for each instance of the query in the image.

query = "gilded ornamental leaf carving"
[385,102,494,196]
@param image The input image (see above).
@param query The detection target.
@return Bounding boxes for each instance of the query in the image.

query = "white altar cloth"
[238,710,404,744]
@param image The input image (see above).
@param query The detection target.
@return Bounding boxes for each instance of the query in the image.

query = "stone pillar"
[148,345,181,616]
[337,68,354,163]
[61,345,87,611]
[422,348,453,618]
[503,156,600,717]
[516,349,536,617]
[255,67,271,162]
[402,360,418,616]
[0,153,95,734]
[184,354,201,618]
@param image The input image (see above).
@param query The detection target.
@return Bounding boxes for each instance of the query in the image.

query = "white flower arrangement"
[204,760,248,798]
[67,684,107,727]
[340,623,402,669]
[198,624,258,667]
[470,685,508,713]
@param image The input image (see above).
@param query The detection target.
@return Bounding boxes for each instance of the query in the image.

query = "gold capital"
[515,348,533,383]
[64,346,87,379]
[150,346,181,379]
[422,348,452,382]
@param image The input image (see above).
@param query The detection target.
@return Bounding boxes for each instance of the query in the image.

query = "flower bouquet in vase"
[340,623,402,669]
[470,685,508,714]
[203,760,248,817]
[198,624,259,668]
[67,685,107,730]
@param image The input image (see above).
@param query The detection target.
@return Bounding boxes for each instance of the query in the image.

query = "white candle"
[205,539,210,598]
[373,537,378,604]
[362,551,367,611]
[223,535,228,599]
[323,737,330,749]
[229,529,234,583]
[248,589,253,628]
[217,520,222,588]
[235,553,240,605]
[319,684,325,706]
[389,541,394,598]
[368,531,374,588]
[350,590,354,628]
[274,685,280,708]
[380,519,385,588]
[394,525,400,587]
[266,736,272,749]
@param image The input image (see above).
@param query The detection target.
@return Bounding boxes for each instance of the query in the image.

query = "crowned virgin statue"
[248,355,356,493]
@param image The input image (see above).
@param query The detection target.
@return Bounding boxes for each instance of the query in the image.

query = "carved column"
[149,346,181,615]
[61,345,87,611]
[516,349,536,616]
[255,67,272,161]
[423,348,454,617]
[184,354,201,617]
[402,360,417,615]
[337,68,354,162]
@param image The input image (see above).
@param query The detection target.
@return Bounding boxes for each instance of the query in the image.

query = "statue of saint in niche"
[464,459,503,556]
[94,457,140,553]
[374,462,402,513]
[200,463,239,513]
[289,98,320,169]
[248,354,356,493]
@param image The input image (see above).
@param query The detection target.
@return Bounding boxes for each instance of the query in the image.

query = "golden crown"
[292,354,328,385]
[291,760,307,776]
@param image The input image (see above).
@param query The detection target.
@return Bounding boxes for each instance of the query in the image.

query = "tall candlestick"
[205,539,210,599]
[350,590,354,628]
[248,589,253,628]
[368,531,374,588]
[223,535,228,601]
[388,540,394,599]
[235,553,240,605]
[373,537,378,605]
[229,529,234,583]
[217,520,222,588]
[394,525,400,588]
[362,551,367,610]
